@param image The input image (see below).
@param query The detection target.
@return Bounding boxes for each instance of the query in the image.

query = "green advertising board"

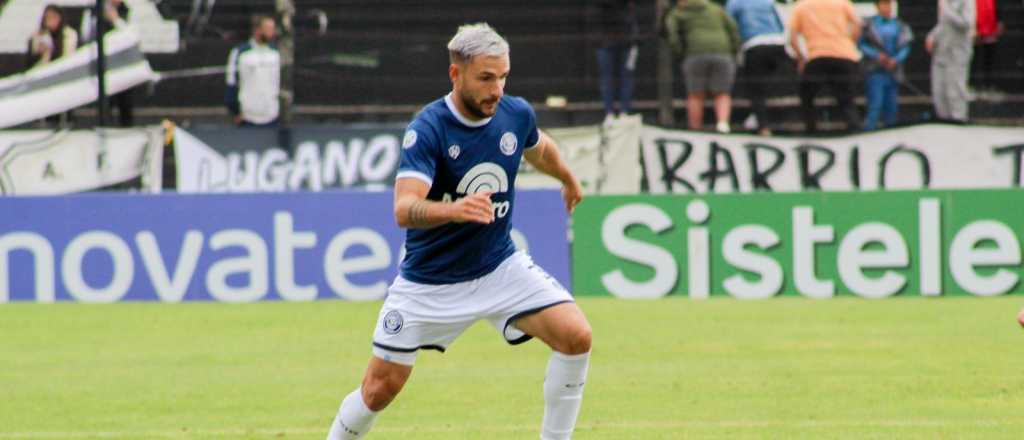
[572,189,1024,299]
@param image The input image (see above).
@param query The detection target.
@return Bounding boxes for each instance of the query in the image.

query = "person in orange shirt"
[788,0,863,133]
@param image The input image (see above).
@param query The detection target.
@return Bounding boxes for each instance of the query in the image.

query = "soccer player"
[326,24,592,440]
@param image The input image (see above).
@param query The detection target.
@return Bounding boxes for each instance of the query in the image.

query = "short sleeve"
[396,119,440,186]
[788,6,802,34]
[521,98,541,150]
[845,2,861,26]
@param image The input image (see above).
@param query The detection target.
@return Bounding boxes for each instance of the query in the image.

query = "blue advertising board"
[0,190,570,302]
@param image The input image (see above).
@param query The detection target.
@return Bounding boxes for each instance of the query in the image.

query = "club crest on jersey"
[383,310,404,335]
[402,130,417,149]
[499,132,518,156]
[448,144,461,159]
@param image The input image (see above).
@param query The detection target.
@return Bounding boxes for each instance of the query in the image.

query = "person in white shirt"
[225,15,281,127]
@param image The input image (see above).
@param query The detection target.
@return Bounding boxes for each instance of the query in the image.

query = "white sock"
[326,388,378,440]
[541,351,590,440]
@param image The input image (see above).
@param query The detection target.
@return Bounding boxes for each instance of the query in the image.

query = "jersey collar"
[445,93,493,128]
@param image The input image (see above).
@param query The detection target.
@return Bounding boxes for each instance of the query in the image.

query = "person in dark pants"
[592,0,640,126]
[82,0,133,127]
[726,0,790,135]
[789,0,863,134]
[972,0,1004,92]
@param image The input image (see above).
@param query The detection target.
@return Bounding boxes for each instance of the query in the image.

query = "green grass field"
[2,296,1023,439]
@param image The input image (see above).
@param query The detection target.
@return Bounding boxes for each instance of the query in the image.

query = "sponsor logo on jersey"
[448,144,461,160]
[383,310,404,334]
[499,132,518,156]
[402,130,418,149]
[443,162,512,218]
[456,162,509,194]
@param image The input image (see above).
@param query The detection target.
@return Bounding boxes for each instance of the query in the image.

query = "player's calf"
[327,357,412,440]
[514,303,593,440]
[360,357,411,411]
[541,349,590,440]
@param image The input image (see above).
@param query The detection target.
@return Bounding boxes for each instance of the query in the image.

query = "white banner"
[518,115,643,194]
[0,29,156,129]
[0,126,163,195]
[174,122,1024,195]
[641,124,1024,193]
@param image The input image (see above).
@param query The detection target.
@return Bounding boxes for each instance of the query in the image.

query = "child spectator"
[859,0,913,130]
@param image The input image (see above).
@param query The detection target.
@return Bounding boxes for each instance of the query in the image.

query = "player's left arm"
[523,130,583,213]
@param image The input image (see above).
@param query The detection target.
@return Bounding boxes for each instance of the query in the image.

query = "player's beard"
[460,90,499,119]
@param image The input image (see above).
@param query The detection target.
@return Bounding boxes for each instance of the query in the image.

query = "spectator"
[859,0,913,131]
[927,0,975,122]
[592,0,640,126]
[972,0,1004,92]
[225,15,281,127]
[726,0,790,136]
[26,5,78,127]
[26,5,78,70]
[666,0,741,133]
[788,0,863,134]
[82,0,134,127]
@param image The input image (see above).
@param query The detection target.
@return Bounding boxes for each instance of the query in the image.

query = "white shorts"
[371,251,573,366]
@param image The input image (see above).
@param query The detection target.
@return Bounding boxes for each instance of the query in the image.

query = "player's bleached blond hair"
[447,23,509,64]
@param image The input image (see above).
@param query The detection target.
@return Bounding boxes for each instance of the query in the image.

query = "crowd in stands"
[641,0,995,134]
[18,1,1013,135]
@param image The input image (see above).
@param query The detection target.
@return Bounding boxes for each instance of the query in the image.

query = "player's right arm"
[394,118,495,229]
[393,179,495,229]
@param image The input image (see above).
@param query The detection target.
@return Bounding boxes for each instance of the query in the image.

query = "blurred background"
[1,0,1020,130]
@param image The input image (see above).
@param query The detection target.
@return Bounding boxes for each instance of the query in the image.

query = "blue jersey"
[396,93,540,284]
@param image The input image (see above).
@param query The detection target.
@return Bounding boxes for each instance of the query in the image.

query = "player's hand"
[449,191,495,224]
[561,179,583,214]
[925,35,935,55]
[796,58,807,75]
[1017,307,1024,328]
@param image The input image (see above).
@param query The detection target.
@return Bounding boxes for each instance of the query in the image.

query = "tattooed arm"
[393,178,495,229]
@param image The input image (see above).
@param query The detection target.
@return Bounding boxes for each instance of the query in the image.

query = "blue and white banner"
[174,126,405,193]
[0,190,570,303]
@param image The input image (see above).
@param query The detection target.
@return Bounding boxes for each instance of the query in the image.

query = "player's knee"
[560,324,592,355]
[361,374,405,411]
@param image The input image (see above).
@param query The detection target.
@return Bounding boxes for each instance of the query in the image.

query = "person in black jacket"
[82,0,134,127]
